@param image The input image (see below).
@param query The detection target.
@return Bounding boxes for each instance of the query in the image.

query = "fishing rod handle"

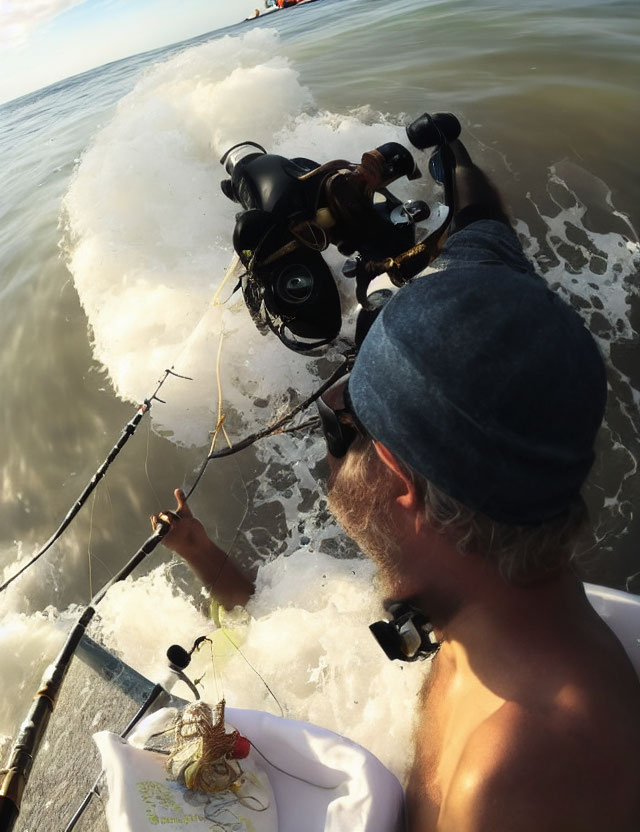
[0,528,167,831]
[0,605,96,832]
[0,798,18,832]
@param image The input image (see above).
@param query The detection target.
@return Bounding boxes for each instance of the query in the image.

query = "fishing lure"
[168,700,250,794]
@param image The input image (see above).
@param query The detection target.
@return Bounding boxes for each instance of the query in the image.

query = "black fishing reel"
[220,112,461,352]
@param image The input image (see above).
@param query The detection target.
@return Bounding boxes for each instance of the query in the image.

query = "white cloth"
[94,729,278,832]
[95,707,405,832]
[227,708,405,832]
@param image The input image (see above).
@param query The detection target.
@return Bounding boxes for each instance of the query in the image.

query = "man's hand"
[151,489,211,567]
[151,488,255,610]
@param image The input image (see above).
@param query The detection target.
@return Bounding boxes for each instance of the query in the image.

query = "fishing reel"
[220,112,461,352]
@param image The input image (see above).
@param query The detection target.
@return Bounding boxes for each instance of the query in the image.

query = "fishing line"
[0,368,191,595]
[212,253,244,307]
[84,484,121,600]
[165,326,242,599]
[219,629,284,718]
[191,636,230,714]
[248,740,339,791]
[102,480,126,579]
[207,636,222,708]
[180,636,217,699]
[144,417,163,511]
[212,328,233,452]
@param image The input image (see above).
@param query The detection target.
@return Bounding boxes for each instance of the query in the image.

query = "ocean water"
[1,0,639,816]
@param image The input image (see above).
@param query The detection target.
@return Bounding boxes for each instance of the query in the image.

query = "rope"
[168,701,240,793]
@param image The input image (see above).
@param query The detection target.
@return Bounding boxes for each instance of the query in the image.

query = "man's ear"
[374,442,421,512]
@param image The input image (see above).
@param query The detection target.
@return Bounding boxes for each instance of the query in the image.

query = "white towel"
[95,706,405,831]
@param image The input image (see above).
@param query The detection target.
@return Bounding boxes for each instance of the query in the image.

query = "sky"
[0,0,262,104]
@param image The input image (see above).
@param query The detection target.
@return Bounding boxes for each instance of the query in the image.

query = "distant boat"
[244,0,319,22]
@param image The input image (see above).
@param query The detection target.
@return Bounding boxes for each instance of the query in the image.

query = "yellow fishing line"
[207,328,233,456]
[212,254,242,307]
[219,628,284,718]
[216,331,233,450]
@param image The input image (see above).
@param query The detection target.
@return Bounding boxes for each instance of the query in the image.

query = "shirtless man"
[157,142,640,830]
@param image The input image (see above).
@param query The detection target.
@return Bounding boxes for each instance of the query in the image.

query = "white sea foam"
[516,158,640,547]
[61,30,639,453]
[61,28,414,448]
[519,159,639,354]
[0,552,423,783]
[93,553,423,781]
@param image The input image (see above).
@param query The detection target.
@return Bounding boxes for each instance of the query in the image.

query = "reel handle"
[406,112,461,150]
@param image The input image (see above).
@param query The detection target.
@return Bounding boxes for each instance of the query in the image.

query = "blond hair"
[414,474,588,584]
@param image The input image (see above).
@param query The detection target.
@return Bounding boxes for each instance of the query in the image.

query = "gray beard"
[326,443,403,589]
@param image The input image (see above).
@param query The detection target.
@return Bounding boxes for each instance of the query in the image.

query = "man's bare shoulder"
[438,694,640,832]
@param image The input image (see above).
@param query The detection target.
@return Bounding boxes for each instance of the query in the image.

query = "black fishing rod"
[0,368,190,595]
[0,523,169,832]
[184,357,352,498]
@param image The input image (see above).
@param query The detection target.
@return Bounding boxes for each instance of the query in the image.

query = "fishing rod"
[185,356,352,498]
[0,359,350,832]
[0,523,168,832]
[0,368,191,596]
